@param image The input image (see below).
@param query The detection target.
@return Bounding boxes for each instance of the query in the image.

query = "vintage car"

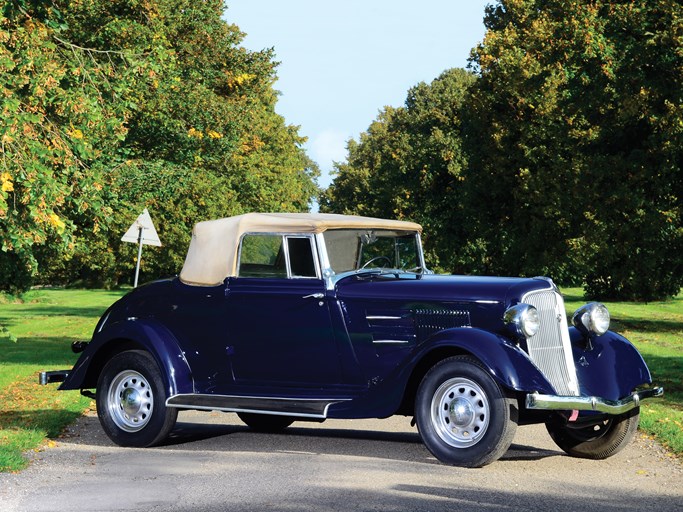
[40,213,663,467]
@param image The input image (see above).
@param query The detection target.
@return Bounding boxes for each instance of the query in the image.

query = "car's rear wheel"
[545,408,640,459]
[96,350,177,447]
[237,412,295,433]
[415,356,518,467]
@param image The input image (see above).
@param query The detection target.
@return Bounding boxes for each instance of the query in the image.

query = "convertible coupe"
[40,213,663,467]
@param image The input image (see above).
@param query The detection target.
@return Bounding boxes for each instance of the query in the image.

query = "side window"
[238,235,287,278]
[287,237,317,278]
[238,234,318,278]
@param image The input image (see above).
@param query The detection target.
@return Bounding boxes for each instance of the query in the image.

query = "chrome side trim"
[366,315,403,320]
[526,387,664,414]
[166,393,350,419]
[372,339,412,344]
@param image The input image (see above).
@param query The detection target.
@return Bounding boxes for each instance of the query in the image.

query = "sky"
[224,1,491,188]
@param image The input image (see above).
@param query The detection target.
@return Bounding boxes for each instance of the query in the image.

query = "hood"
[335,272,556,307]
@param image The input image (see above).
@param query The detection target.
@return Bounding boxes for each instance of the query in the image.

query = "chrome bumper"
[39,370,70,385]
[526,387,664,415]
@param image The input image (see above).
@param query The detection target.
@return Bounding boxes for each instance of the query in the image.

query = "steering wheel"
[361,256,392,269]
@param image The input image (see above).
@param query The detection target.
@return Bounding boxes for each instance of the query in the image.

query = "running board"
[166,394,349,419]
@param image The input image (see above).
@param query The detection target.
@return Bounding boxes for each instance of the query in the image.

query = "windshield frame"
[316,229,427,290]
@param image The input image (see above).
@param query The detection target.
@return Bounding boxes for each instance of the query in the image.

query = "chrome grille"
[523,289,579,396]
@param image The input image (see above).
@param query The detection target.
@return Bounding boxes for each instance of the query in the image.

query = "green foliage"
[321,68,477,272]
[327,1,681,300]
[0,0,319,291]
[0,1,128,290]
[464,0,682,298]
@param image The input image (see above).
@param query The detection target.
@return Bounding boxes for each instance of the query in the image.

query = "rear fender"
[59,318,193,397]
[422,328,556,395]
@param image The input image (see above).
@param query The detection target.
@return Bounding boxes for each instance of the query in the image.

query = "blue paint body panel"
[569,327,652,401]
[60,270,655,421]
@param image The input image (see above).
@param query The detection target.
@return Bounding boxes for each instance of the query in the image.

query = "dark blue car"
[40,213,663,467]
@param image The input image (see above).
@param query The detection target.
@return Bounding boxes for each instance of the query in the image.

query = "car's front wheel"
[415,356,518,467]
[96,350,178,447]
[545,408,640,459]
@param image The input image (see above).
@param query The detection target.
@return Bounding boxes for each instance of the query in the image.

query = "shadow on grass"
[0,306,109,330]
[611,318,683,336]
[0,336,85,366]
[642,353,683,401]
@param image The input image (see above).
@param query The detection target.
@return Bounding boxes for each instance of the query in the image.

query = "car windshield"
[323,229,421,274]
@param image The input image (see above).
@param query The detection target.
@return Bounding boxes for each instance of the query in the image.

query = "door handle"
[303,293,324,299]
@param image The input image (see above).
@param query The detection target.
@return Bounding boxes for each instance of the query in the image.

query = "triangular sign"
[121,208,162,247]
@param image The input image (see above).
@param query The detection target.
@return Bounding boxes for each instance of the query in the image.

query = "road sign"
[121,208,162,247]
[121,208,162,287]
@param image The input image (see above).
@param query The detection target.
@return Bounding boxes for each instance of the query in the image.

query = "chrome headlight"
[572,302,610,337]
[504,303,540,338]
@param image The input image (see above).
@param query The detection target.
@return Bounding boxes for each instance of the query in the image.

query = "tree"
[0,1,129,292]
[321,68,476,271]
[1,0,319,290]
[465,0,682,299]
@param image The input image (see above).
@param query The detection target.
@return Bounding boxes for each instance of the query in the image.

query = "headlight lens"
[504,303,540,338]
[572,302,610,336]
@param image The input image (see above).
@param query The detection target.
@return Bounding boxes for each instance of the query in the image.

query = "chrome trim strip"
[475,300,500,304]
[372,339,412,344]
[366,315,403,320]
[166,393,350,419]
[525,387,664,414]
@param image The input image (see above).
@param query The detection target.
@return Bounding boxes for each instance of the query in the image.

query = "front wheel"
[96,350,178,447]
[545,408,640,459]
[415,356,518,467]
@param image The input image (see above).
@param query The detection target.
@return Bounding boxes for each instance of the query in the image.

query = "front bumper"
[526,386,664,415]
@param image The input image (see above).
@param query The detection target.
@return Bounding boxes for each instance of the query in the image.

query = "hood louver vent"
[415,309,470,341]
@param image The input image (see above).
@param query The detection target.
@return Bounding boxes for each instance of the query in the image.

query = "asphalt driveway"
[1,410,681,511]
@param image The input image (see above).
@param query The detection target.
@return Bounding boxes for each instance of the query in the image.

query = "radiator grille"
[523,290,579,396]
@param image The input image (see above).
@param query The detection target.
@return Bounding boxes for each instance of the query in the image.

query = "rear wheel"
[545,408,640,459]
[415,356,518,467]
[238,412,295,433]
[96,350,177,447]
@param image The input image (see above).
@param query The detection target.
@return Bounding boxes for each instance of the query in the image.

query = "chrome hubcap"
[108,370,154,432]
[431,377,490,447]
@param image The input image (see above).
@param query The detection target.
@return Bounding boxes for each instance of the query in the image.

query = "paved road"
[1,410,681,512]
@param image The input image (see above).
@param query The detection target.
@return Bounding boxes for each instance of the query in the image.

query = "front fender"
[570,327,652,401]
[423,328,556,395]
[59,318,193,397]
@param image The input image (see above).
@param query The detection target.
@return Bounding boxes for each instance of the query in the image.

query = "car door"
[225,233,342,390]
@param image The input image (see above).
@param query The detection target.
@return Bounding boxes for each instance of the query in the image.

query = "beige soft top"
[179,212,422,286]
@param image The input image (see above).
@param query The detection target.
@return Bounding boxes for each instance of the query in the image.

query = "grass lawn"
[0,287,680,472]
[0,288,126,472]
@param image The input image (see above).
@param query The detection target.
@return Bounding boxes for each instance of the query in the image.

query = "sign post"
[121,208,162,287]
